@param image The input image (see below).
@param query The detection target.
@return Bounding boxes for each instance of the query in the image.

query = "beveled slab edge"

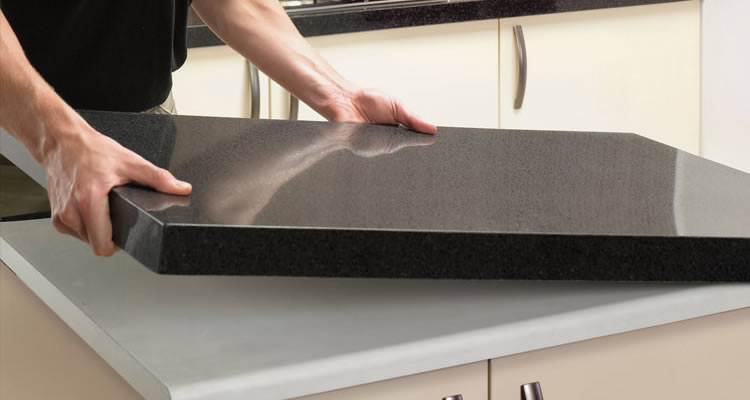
[144,224,750,281]
[111,190,164,274]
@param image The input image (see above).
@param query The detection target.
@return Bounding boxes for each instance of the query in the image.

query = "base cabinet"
[174,1,700,151]
[0,261,143,400]
[499,1,700,154]
[490,308,750,400]
[274,20,500,129]
[171,45,271,119]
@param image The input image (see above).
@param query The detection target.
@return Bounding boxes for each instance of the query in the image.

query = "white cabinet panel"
[499,1,700,154]
[0,262,144,400]
[172,45,270,119]
[274,20,500,129]
[491,308,750,400]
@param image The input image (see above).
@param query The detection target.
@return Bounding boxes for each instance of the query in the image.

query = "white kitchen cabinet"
[490,308,750,400]
[0,261,143,400]
[271,19,500,129]
[498,1,701,154]
[171,45,270,119]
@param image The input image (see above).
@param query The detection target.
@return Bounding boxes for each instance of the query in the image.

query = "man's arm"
[191,0,437,134]
[0,10,191,255]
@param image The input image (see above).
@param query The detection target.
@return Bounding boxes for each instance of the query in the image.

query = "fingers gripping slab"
[128,160,192,195]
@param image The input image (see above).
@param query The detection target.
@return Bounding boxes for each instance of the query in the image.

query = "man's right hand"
[1,10,191,256]
[42,112,192,256]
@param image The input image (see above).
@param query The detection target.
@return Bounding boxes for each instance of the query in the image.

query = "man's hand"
[42,115,192,256]
[327,88,437,135]
[192,0,438,135]
[1,10,191,256]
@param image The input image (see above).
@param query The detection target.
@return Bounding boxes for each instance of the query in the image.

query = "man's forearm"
[191,0,356,120]
[0,10,78,163]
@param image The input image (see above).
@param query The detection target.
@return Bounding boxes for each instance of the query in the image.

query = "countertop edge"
[4,227,750,399]
[0,236,171,400]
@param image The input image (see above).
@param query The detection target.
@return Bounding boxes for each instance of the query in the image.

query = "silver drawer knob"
[443,395,463,400]
[522,382,544,400]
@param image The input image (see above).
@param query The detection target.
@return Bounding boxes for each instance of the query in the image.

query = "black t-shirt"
[1,1,191,112]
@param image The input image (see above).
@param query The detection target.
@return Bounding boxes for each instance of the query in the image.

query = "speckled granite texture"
[187,0,688,46]
[77,110,750,281]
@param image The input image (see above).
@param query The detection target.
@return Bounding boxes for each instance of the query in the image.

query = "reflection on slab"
[83,111,750,238]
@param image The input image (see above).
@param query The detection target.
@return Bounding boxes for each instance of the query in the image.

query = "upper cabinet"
[498,1,700,154]
[275,19,500,129]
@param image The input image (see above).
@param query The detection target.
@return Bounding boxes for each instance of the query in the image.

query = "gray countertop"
[3,219,750,400]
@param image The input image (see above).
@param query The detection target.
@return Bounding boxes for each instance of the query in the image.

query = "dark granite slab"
[187,0,688,47]
[82,110,750,281]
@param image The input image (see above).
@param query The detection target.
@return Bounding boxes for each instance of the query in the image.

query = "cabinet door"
[273,19,499,129]
[295,361,488,400]
[490,308,750,400]
[499,1,700,154]
[172,45,270,119]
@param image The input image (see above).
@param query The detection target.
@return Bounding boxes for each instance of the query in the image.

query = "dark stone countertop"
[187,0,689,47]
[79,110,750,281]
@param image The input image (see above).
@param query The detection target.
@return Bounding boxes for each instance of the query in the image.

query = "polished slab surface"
[74,110,750,280]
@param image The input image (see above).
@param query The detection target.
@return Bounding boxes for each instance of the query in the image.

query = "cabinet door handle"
[442,395,463,400]
[521,382,544,400]
[248,61,261,119]
[513,25,527,110]
[289,93,299,121]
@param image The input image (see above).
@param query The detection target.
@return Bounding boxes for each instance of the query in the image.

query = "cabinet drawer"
[490,308,750,400]
[296,361,488,400]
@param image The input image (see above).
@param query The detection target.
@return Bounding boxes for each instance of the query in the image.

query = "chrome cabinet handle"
[513,25,527,110]
[289,93,299,121]
[248,61,260,119]
[522,382,544,400]
[443,395,463,400]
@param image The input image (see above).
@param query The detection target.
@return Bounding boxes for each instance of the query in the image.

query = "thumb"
[130,161,192,195]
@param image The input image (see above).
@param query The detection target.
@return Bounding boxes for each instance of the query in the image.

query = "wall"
[701,0,750,172]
